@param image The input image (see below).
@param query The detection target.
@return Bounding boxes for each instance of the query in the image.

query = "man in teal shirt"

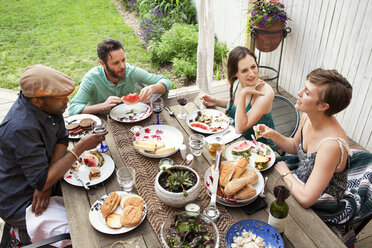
[68,38,172,115]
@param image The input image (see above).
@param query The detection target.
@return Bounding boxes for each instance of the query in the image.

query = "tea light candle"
[159,158,174,170]
[185,202,200,214]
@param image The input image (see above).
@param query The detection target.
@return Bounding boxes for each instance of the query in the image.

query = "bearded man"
[68,38,172,115]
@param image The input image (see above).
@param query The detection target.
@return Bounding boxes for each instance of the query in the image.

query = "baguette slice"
[120,205,142,228]
[219,162,235,187]
[231,158,248,179]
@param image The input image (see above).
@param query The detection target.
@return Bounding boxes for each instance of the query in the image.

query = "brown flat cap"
[19,64,75,98]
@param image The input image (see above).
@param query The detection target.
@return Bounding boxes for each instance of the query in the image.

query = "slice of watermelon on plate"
[122,93,141,105]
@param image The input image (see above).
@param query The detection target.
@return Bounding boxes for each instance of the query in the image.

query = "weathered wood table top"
[61,93,345,248]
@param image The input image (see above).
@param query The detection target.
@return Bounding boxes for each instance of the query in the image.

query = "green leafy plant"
[150,23,228,81]
[165,169,193,197]
[247,0,289,31]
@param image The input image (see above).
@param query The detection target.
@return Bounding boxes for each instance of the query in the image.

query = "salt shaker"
[180,144,187,160]
[186,154,194,166]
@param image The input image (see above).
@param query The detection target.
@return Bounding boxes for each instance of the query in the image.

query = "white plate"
[131,125,184,158]
[65,114,101,139]
[63,153,115,187]
[110,102,152,123]
[89,191,147,234]
[204,162,264,207]
[225,140,275,171]
[186,109,230,134]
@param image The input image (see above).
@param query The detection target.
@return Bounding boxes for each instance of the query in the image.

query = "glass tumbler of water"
[188,134,205,156]
[116,167,136,192]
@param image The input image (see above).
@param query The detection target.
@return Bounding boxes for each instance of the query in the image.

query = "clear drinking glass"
[151,97,164,125]
[93,120,109,153]
[189,134,205,157]
[116,167,136,192]
[176,89,188,119]
[208,137,225,160]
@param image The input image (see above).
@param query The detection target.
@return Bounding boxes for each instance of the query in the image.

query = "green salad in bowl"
[160,211,219,248]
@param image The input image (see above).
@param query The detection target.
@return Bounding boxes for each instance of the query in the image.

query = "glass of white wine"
[93,120,108,153]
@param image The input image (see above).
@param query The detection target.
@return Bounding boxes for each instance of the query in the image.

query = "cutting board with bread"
[89,192,147,234]
[204,158,264,207]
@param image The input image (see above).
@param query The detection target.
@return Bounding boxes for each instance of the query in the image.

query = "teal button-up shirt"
[68,64,172,115]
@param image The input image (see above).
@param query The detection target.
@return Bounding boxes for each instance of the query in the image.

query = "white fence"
[193,0,372,151]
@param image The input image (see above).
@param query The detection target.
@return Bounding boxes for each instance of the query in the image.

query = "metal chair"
[271,94,300,156]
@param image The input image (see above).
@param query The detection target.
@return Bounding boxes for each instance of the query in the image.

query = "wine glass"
[151,97,164,125]
[176,89,188,119]
[93,121,109,153]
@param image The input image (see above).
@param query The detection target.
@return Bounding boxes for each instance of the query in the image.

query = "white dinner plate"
[131,125,184,158]
[204,163,264,207]
[63,152,115,187]
[110,102,152,123]
[65,114,101,139]
[225,140,276,171]
[186,109,230,134]
[89,191,147,234]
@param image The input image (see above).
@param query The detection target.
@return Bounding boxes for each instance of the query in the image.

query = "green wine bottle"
[268,185,290,234]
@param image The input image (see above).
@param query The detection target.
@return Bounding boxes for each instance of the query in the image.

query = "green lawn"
[0,0,154,93]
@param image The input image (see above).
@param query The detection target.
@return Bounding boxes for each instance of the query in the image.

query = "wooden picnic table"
[61,93,346,248]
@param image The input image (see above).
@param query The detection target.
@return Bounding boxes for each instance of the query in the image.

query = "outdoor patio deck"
[0,82,370,247]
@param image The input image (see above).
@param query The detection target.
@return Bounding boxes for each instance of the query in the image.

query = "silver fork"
[73,172,90,190]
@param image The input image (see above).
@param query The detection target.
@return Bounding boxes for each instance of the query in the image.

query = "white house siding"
[193,0,372,152]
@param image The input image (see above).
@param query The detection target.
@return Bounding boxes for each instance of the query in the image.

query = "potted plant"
[247,0,290,52]
[155,165,201,208]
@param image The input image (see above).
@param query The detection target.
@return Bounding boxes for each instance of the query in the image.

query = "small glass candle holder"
[159,158,174,171]
[185,202,201,217]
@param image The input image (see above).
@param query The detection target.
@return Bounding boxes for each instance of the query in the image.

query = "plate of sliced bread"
[89,191,147,234]
[204,159,264,207]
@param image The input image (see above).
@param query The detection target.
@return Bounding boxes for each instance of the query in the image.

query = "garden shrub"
[150,23,228,81]
[122,0,197,42]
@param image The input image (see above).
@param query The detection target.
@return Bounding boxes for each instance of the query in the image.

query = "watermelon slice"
[190,122,209,130]
[231,141,252,155]
[122,93,140,105]
[82,151,104,167]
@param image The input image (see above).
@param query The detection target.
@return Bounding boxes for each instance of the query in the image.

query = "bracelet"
[69,150,79,161]
[281,172,291,178]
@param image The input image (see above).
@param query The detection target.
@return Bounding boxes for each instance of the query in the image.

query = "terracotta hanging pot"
[252,22,286,52]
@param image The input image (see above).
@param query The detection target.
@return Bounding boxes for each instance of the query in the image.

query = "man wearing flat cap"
[0,64,107,245]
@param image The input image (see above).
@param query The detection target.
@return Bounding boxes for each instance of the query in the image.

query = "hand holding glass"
[151,97,164,125]
[93,121,108,153]
[176,89,188,119]
[116,167,136,192]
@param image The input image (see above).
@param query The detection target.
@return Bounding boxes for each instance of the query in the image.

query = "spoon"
[164,106,174,116]
[259,176,268,198]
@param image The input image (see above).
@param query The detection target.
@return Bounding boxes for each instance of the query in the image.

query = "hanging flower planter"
[251,22,286,52]
[247,0,290,52]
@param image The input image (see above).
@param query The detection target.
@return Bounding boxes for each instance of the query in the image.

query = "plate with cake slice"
[89,191,147,234]
[65,114,101,139]
[63,151,115,187]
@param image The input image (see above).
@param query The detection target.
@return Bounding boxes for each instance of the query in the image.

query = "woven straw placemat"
[107,112,236,247]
